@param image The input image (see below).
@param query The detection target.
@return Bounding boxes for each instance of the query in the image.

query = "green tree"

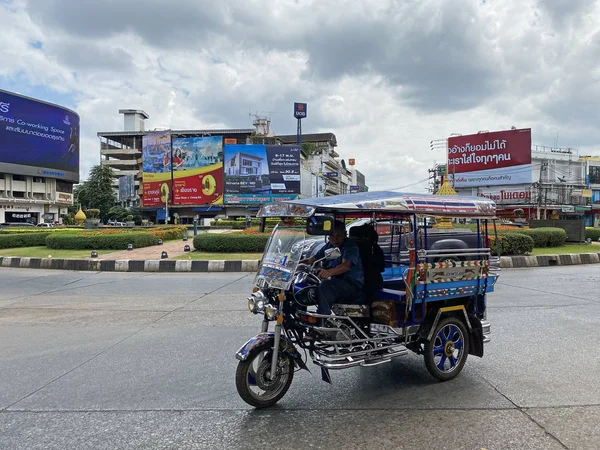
[107,206,129,222]
[75,165,117,221]
[301,142,318,156]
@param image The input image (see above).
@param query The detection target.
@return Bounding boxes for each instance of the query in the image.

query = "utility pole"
[537,161,548,220]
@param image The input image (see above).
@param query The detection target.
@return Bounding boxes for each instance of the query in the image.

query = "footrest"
[332,304,370,317]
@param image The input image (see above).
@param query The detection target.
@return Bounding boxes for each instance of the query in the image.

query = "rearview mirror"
[325,247,341,260]
[306,215,334,236]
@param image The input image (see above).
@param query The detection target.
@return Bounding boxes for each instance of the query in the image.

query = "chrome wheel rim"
[245,351,292,402]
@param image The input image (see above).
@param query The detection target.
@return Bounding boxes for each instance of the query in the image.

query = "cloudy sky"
[1,0,599,191]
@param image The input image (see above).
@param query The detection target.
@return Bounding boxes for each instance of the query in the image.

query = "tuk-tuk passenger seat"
[373,288,406,303]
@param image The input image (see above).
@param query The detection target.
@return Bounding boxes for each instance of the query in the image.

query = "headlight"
[265,304,279,320]
[247,291,266,314]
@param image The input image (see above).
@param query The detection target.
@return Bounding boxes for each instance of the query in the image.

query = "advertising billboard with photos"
[448,128,532,187]
[223,144,301,204]
[171,136,223,205]
[141,131,172,207]
[118,175,136,201]
[0,89,80,182]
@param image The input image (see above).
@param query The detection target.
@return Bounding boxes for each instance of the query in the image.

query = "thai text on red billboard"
[171,136,223,205]
[448,128,531,173]
[447,128,532,187]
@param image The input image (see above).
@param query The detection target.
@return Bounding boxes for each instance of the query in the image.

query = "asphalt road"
[0,266,599,450]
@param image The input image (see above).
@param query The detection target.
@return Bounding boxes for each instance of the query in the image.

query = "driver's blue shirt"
[315,238,364,286]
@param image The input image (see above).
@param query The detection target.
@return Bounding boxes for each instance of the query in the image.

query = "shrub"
[193,233,270,252]
[0,232,52,249]
[496,233,534,255]
[46,232,159,250]
[148,225,188,241]
[489,236,509,256]
[518,227,567,247]
[86,208,101,219]
[585,227,600,241]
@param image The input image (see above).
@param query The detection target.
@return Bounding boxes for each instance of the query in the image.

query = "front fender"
[235,332,306,370]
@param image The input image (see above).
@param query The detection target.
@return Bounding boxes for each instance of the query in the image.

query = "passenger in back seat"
[350,224,385,302]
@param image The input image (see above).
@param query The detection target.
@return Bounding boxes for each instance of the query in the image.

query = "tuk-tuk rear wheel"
[424,316,469,382]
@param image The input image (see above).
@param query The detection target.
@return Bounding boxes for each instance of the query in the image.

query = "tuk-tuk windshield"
[254,225,306,290]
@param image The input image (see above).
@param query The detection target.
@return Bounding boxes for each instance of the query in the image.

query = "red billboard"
[447,128,532,187]
[171,136,223,205]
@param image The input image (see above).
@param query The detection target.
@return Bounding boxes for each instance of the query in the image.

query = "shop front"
[0,204,44,224]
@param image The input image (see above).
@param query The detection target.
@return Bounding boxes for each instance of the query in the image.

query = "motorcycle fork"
[269,292,285,380]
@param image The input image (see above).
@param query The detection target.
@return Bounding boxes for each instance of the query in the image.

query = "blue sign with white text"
[294,102,307,119]
[0,89,80,182]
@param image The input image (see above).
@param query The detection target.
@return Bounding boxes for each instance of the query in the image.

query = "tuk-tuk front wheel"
[235,344,295,408]
[424,316,469,381]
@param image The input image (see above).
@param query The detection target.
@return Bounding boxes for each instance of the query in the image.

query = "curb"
[499,252,600,268]
[0,256,260,272]
[2,253,600,272]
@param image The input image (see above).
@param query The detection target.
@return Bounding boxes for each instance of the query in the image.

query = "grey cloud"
[26,0,501,113]
[536,0,592,29]
[51,40,135,72]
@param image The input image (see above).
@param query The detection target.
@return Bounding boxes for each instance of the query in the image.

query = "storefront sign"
[0,204,32,211]
[56,192,73,204]
[477,189,531,203]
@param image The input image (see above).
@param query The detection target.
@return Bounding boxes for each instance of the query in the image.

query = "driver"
[301,220,364,315]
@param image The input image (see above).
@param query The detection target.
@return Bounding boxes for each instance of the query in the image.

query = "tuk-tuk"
[235,191,498,408]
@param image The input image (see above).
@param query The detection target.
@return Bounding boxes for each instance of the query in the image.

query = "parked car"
[37,223,54,227]
[0,222,36,228]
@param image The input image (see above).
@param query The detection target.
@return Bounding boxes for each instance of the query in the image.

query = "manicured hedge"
[0,232,52,249]
[491,233,534,256]
[585,227,600,241]
[46,232,159,250]
[193,233,270,252]
[517,227,567,247]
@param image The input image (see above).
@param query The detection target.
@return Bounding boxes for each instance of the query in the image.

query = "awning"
[192,206,223,212]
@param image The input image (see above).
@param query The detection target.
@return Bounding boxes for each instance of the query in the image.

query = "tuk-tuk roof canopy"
[257,191,497,218]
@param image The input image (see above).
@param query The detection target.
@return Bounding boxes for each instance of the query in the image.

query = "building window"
[12,175,26,181]
[12,191,25,198]
[590,166,600,184]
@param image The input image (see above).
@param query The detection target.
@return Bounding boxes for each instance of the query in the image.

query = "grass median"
[531,244,600,255]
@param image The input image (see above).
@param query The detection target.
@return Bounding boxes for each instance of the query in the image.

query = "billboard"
[223,144,301,204]
[141,131,172,207]
[171,136,223,205]
[0,89,80,182]
[118,175,136,201]
[448,128,532,187]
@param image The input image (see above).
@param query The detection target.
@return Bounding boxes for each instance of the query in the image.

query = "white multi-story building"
[277,133,367,197]
[0,175,73,224]
[454,146,591,222]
